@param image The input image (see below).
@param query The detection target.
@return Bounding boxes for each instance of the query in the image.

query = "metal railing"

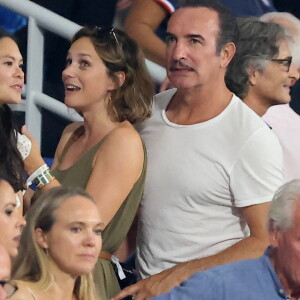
[0,0,166,147]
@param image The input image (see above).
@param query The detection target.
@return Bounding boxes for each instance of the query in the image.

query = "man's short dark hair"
[176,0,238,54]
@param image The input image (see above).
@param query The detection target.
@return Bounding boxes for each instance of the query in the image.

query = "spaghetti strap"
[57,125,84,166]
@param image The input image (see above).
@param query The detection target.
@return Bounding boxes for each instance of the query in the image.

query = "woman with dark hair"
[22,26,154,298]
[0,29,26,193]
[0,29,29,227]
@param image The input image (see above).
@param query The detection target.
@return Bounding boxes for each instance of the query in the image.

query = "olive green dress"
[52,126,147,300]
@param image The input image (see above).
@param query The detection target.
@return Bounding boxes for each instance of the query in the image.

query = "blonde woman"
[11,187,103,300]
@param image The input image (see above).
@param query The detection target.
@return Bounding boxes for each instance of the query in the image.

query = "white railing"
[0,0,166,147]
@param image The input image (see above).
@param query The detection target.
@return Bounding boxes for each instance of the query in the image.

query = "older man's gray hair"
[260,12,300,69]
[268,179,300,231]
[225,18,291,99]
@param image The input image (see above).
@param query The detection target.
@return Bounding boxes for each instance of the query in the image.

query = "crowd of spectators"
[1,0,300,299]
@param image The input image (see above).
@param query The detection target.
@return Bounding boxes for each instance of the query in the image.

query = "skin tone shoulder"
[11,195,103,300]
[23,35,144,228]
[125,0,169,67]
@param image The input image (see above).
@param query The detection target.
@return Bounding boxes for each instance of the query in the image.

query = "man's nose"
[172,41,187,61]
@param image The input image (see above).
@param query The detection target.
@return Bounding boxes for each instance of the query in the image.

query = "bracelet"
[32,169,56,190]
[26,164,49,188]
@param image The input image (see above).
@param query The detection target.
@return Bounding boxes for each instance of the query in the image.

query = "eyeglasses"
[0,280,18,298]
[270,56,292,72]
[95,26,120,49]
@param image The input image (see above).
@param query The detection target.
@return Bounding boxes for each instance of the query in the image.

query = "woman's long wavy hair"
[12,187,99,300]
[0,29,25,192]
[71,26,154,124]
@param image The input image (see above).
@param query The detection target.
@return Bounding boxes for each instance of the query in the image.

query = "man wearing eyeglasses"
[261,12,300,183]
[113,0,283,299]
[225,18,299,117]
[0,245,17,299]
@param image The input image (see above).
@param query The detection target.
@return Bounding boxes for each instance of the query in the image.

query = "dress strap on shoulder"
[57,125,84,165]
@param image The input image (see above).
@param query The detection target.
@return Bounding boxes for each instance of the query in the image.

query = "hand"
[112,263,193,300]
[21,125,45,175]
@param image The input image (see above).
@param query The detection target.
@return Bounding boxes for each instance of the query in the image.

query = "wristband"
[26,164,49,188]
[32,169,56,190]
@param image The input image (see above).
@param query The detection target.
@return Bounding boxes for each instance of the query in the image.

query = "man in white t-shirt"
[113,0,283,299]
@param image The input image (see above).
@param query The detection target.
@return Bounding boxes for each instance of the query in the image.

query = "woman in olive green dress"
[22,26,153,299]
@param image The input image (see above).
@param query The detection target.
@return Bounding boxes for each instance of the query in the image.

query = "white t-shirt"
[136,89,283,278]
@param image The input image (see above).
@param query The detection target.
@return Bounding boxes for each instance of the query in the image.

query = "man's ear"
[268,220,280,248]
[248,68,259,86]
[34,228,48,249]
[220,42,236,68]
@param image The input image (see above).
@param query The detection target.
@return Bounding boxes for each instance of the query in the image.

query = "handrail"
[0,0,166,147]
[0,0,81,39]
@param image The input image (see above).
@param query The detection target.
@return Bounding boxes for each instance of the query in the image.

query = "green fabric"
[52,128,147,300]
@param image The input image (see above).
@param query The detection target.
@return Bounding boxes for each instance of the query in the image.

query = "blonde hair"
[12,187,99,300]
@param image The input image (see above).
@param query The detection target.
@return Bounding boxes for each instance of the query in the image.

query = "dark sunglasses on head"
[94,26,120,49]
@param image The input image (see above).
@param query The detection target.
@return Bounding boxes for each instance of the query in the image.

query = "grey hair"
[268,179,300,231]
[260,12,300,68]
[225,18,291,99]
[260,12,300,34]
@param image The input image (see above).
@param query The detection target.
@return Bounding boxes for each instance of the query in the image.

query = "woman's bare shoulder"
[105,124,143,149]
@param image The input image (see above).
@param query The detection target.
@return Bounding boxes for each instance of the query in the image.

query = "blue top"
[152,247,291,300]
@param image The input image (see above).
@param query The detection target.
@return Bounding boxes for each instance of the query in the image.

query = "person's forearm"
[125,23,166,67]
[112,235,269,300]
[180,235,269,277]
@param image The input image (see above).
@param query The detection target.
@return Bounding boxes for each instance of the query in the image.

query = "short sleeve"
[230,127,283,207]
[153,0,177,14]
